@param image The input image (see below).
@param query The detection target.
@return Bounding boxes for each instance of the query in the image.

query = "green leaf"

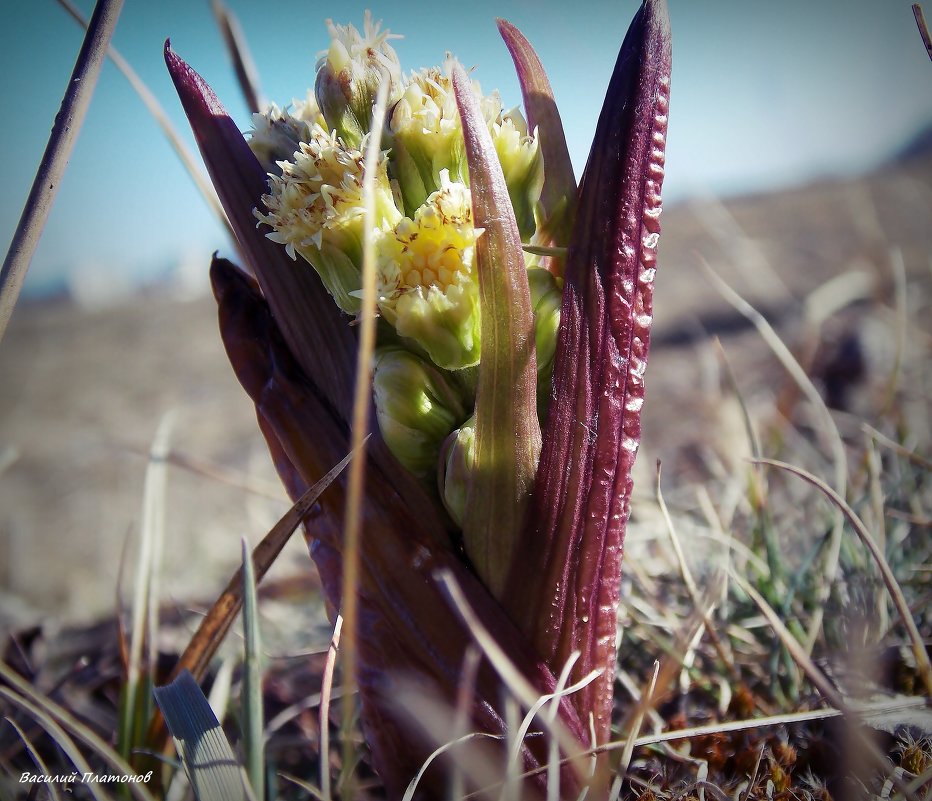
[240,538,265,801]
[153,670,248,801]
[451,61,541,600]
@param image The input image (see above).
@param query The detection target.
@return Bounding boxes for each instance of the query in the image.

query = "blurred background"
[2,0,930,302]
[1,0,931,633]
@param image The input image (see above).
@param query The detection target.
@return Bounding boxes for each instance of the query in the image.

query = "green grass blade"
[240,538,265,801]
[120,413,173,760]
[153,670,247,801]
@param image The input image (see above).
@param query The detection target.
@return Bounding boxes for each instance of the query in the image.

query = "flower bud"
[375,171,482,369]
[491,110,543,241]
[389,68,467,214]
[527,267,562,422]
[247,92,325,175]
[315,13,402,147]
[373,348,470,476]
[438,415,476,526]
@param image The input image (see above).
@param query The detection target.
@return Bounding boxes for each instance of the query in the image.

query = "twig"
[0,0,124,345]
[913,4,932,61]
[210,0,265,113]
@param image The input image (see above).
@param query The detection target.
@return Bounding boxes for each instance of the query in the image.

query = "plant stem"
[0,0,124,344]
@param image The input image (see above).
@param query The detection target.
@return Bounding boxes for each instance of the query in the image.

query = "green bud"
[492,110,544,241]
[373,348,470,476]
[438,415,476,526]
[315,13,402,147]
[388,68,470,214]
[527,267,562,422]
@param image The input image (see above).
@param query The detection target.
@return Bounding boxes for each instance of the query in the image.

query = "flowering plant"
[166,1,670,796]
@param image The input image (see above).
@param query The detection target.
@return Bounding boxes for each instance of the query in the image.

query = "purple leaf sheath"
[497,18,577,238]
[504,0,671,746]
[211,255,588,798]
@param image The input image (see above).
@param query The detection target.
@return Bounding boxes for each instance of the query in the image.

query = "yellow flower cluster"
[248,15,553,496]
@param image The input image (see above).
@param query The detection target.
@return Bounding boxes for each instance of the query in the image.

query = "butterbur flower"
[255,124,400,314]
[166,0,670,796]
[374,170,483,369]
[314,11,403,147]
[246,92,325,175]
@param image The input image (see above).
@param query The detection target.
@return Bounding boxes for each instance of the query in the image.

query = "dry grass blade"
[145,448,356,753]
[630,697,926,748]
[55,0,232,242]
[451,645,482,801]
[701,259,846,491]
[753,457,932,697]
[655,462,736,676]
[338,71,391,797]
[4,716,63,801]
[125,444,285,501]
[0,0,124,344]
[881,248,908,414]
[0,687,110,801]
[913,4,932,61]
[320,614,342,801]
[863,423,932,471]
[508,662,601,779]
[463,630,892,795]
[608,661,659,801]
[434,568,590,785]
[714,338,782,587]
[702,258,847,654]
[0,667,156,801]
[728,571,847,713]
[210,0,265,113]
[402,732,506,801]
[546,653,581,801]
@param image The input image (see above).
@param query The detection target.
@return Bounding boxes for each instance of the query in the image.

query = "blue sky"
[2,0,930,298]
